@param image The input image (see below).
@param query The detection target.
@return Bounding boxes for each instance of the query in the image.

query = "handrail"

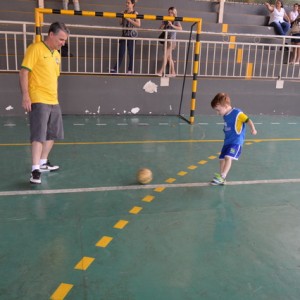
[0,20,300,80]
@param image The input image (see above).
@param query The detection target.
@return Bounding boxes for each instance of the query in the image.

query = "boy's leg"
[211,144,241,185]
[220,156,232,179]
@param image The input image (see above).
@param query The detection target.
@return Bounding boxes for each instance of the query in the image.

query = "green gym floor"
[1,114,300,300]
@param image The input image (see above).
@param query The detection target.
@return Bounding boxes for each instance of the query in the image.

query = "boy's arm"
[247,119,257,135]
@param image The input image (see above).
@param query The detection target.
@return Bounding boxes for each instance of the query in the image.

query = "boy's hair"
[211,92,231,108]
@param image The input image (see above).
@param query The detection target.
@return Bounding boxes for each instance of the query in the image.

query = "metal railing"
[1,20,300,80]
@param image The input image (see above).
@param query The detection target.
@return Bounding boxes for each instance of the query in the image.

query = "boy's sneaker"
[30,169,41,184]
[210,173,226,185]
[40,160,59,172]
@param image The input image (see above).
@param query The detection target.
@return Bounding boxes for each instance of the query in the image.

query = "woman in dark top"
[110,0,141,74]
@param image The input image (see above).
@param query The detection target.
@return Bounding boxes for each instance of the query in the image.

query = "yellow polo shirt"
[21,41,60,104]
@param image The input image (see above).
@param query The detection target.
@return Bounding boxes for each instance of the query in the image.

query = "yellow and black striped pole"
[34,8,201,124]
[189,19,202,125]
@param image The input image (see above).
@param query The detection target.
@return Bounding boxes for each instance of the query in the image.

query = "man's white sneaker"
[30,169,41,184]
[40,160,59,172]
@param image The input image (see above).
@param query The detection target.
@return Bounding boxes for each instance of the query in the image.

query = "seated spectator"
[289,3,299,26]
[63,0,80,11]
[265,0,290,35]
[289,16,300,64]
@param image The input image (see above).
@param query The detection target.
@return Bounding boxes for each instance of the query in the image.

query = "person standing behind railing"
[62,0,80,11]
[265,0,290,36]
[156,7,182,77]
[289,3,299,26]
[110,0,141,74]
[61,0,80,57]
[289,16,300,64]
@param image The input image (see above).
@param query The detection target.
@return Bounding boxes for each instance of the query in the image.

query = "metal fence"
[1,21,300,80]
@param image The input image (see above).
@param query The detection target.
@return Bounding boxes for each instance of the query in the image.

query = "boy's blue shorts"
[219,144,242,160]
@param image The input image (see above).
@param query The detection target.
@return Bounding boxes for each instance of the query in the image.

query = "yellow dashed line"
[129,206,143,214]
[188,165,197,170]
[208,156,217,160]
[198,160,207,164]
[222,23,228,33]
[229,35,236,49]
[50,139,260,299]
[95,236,113,248]
[50,283,73,300]
[113,220,129,229]
[165,178,176,183]
[177,171,188,176]
[246,62,253,79]
[237,48,243,63]
[142,195,155,202]
[74,256,95,271]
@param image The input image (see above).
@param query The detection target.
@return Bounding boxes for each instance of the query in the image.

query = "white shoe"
[30,169,41,184]
[40,160,59,172]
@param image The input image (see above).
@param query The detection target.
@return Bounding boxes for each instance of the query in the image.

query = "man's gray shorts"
[29,103,64,143]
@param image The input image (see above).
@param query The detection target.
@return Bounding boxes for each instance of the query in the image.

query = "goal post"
[34,8,202,124]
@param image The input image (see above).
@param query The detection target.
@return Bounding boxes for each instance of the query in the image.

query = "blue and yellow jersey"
[21,41,60,105]
[223,108,249,145]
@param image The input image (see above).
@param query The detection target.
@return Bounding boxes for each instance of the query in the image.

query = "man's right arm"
[19,68,32,112]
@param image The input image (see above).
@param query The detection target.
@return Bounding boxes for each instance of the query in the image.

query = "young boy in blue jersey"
[210,92,257,185]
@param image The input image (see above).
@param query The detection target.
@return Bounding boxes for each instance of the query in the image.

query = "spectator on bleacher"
[289,16,300,64]
[110,0,141,74]
[156,7,182,77]
[265,0,290,36]
[63,0,80,11]
[289,3,299,26]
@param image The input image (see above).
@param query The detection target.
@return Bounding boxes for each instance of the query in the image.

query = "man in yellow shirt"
[19,22,69,184]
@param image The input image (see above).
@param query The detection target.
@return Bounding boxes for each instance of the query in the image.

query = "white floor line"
[1,178,300,197]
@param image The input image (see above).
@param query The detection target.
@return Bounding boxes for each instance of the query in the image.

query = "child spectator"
[210,93,257,186]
